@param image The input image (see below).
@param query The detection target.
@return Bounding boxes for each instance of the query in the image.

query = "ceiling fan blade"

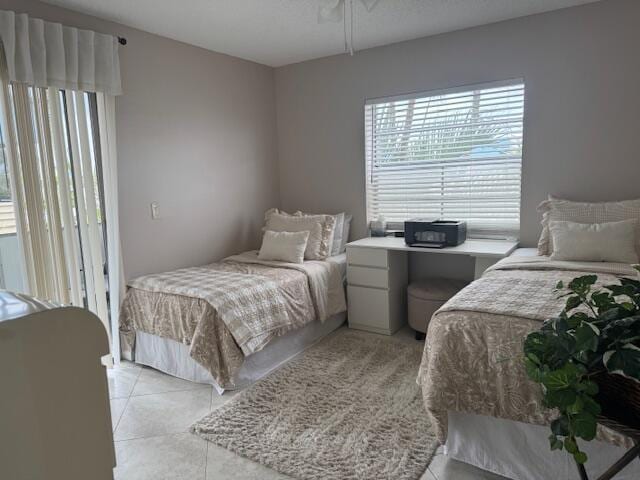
[359,0,380,12]
[318,0,344,23]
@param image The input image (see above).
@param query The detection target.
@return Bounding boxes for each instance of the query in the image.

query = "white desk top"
[346,236,518,258]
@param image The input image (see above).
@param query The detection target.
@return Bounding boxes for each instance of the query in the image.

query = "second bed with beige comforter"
[418,255,637,448]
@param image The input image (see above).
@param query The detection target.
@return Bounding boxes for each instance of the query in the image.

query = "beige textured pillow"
[549,219,638,264]
[264,209,335,260]
[295,211,344,256]
[537,196,640,256]
[258,230,309,264]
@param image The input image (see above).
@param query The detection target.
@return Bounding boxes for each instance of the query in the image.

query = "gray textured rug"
[191,328,438,480]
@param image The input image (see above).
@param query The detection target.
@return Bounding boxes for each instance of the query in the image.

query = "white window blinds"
[365,80,525,238]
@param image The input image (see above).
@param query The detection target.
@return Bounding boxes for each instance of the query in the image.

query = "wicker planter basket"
[593,372,640,431]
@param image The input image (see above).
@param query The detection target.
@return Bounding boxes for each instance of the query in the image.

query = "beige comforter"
[417,257,638,447]
[120,251,346,388]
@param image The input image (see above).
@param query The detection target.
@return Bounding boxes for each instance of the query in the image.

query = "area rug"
[191,328,439,480]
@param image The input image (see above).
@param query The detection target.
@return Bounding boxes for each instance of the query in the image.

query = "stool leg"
[415,331,426,341]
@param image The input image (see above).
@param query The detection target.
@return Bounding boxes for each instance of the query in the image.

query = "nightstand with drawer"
[346,245,408,335]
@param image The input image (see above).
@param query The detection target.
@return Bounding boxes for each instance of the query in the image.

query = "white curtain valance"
[0,10,122,95]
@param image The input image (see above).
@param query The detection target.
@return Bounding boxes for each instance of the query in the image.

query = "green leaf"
[591,292,613,309]
[556,280,564,290]
[543,371,571,391]
[524,358,543,382]
[574,323,599,352]
[620,277,640,289]
[599,307,626,322]
[581,381,599,396]
[603,344,640,378]
[581,395,602,416]
[573,411,597,441]
[569,275,597,293]
[574,451,588,464]
[564,437,578,454]
[526,352,540,365]
[549,434,563,451]
[621,302,636,311]
[566,396,584,415]
[545,388,577,409]
[565,295,582,312]
[607,284,638,300]
[554,317,570,334]
[551,417,570,437]
[543,363,579,391]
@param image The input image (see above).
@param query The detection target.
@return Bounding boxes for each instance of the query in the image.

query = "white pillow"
[330,213,345,255]
[537,196,640,256]
[258,230,309,264]
[340,214,352,253]
[549,219,638,264]
[264,209,335,260]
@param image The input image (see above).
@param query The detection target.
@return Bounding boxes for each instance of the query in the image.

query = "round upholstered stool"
[408,278,467,340]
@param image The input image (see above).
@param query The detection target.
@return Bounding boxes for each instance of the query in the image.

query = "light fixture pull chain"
[349,0,354,56]
[343,0,348,53]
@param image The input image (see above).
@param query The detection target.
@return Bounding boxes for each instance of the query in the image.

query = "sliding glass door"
[0,82,113,349]
[0,120,24,293]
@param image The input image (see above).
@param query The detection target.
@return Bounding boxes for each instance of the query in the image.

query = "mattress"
[328,252,347,282]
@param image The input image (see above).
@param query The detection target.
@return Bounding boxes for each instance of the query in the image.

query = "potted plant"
[523,268,640,465]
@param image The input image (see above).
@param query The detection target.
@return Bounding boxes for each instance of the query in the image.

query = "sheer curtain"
[0,10,123,361]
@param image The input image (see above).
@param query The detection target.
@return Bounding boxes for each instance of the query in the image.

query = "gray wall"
[274,0,640,247]
[3,0,640,282]
[1,0,280,279]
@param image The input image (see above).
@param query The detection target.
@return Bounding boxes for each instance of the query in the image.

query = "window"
[364,80,525,239]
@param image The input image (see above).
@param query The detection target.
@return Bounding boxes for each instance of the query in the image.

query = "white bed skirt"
[131,312,347,395]
[447,411,640,480]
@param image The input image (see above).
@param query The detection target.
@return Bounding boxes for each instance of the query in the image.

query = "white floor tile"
[110,398,128,431]
[114,388,212,441]
[205,444,291,480]
[420,468,438,480]
[132,367,210,396]
[113,432,207,480]
[210,389,239,410]
[117,360,143,372]
[108,356,507,480]
[107,367,140,399]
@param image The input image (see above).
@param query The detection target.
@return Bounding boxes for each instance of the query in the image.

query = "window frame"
[364,78,525,240]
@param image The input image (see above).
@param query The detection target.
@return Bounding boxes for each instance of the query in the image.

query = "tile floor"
[108,333,508,480]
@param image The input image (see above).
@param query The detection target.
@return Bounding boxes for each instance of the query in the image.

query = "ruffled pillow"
[294,211,345,256]
[537,196,640,256]
[263,209,335,260]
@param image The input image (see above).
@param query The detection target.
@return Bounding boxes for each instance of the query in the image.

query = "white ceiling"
[41,0,601,67]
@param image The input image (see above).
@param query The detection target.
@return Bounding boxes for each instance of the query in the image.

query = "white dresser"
[0,291,115,480]
[346,237,518,335]
[346,246,408,335]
